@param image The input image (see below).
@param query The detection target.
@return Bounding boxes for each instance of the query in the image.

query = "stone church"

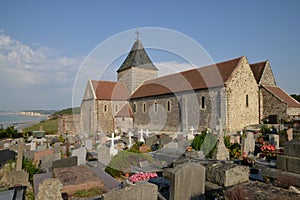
[80,39,300,135]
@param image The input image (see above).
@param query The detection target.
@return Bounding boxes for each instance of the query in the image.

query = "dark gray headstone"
[52,156,78,169]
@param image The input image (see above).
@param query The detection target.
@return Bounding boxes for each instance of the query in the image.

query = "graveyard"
[0,120,299,199]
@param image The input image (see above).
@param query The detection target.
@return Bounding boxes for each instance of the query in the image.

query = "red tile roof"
[91,80,129,100]
[263,85,300,108]
[115,103,133,117]
[131,57,243,99]
[250,61,267,84]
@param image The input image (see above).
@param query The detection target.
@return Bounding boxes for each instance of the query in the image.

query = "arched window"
[154,102,157,112]
[201,96,205,109]
[133,103,136,113]
[115,105,118,112]
[143,102,146,113]
[104,104,107,112]
[167,100,171,112]
[246,94,249,107]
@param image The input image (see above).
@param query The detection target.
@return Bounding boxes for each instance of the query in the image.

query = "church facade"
[80,39,300,135]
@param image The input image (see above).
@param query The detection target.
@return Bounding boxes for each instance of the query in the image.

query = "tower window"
[154,102,157,112]
[143,102,146,113]
[104,104,107,112]
[201,96,205,109]
[167,100,171,112]
[133,103,136,113]
[246,94,249,107]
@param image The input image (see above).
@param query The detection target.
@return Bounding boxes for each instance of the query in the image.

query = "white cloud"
[0,32,83,110]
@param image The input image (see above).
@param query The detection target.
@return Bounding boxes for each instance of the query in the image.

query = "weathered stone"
[40,153,61,170]
[213,135,229,160]
[103,182,157,200]
[53,165,104,196]
[7,170,29,186]
[97,144,111,165]
[285,139,300,158]
[52,156,78,169]
[269,134,279,149]
[36,178,63,200]
[241,132,255,155]
[71,147,86,165]
[206,163,249,187]
[58,114,81,135]
[163,163,205,200]
[225,181,300,200]
[262,168,300,188]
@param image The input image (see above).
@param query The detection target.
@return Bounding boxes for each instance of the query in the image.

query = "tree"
[191,132,217,158]
[291,94,300,103]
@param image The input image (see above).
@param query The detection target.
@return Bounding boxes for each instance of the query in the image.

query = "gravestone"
[242,132,256,155]
[102,182,157,200]
[188,126,195,141]
[213,134,229,160]
[128,132,133,148]
[53,142,63,154]
[139,129,145,143]
[40,152,61,170]
[287,128,293,142]
[164,141,178,149]
[85,139,93,151]
[159,134,172,146]
[16,140,24,170]
[72,147,86,165]
[52,156,78,169]
[7,170,29,186]
[36,178,63,200]
[269,134,279,149]
[108,133,120,156]
[277,139,300,174]
[206,163,249,187]
[163,163,205,200]
[97,144,111,165]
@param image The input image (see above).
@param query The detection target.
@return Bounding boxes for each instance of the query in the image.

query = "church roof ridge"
[117,39,158,73]
[131,56,243,99]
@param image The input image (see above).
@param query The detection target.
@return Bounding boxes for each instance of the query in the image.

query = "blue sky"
[0,1,299,110]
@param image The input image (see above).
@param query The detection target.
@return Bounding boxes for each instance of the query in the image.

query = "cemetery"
[0,120,299,199]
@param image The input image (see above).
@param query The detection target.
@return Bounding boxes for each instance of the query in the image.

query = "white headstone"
[72,147,86,165]
[188,127,195,140]
[139,129,145,143]
[30,141,36,151]
[269,134,279,149]
[107,133,120,156]
[128,132,133,148]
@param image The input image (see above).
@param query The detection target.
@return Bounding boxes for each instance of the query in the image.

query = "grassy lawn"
[23,118,58,134]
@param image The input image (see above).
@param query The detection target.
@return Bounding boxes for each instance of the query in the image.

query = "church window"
[246,94,249,107]
[143,103,146,113]
[104,104,107,112]
[201,96,205,109]
[133,103,136,113]
[115,105,118,112]
[154,102,157,112]
[167,100,171,112]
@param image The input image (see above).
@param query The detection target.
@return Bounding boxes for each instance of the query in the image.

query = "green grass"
[23,118,58,134]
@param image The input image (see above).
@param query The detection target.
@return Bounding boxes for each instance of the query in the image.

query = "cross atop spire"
[135,28,140,41]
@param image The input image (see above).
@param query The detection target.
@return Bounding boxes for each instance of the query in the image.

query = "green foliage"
[22,158,39,183]
[74,187,103,198]
[229,143,241,159]
[23,119,58,134]
[0,126,21,138]
[224,135,231,149]
[191,132,217,158]
[49,107,80,119]
[128,142,143,153]
[260,125,270,135]
[105,150,154,177]
[291,94,300,103]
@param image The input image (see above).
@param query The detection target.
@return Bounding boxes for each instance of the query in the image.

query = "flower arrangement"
[260,143,275,152]
[239,152,256,166]
[129,172,158,183]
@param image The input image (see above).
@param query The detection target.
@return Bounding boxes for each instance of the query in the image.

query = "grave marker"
[139,129,145,143]
[241,132,255,155]
[72,147,86,165]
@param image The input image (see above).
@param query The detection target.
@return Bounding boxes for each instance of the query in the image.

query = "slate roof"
[115,103,133,117]
[263,85,300,108]
[117,40,158,73]
[131,56,243,99]
[250,61,268,84]
[91,80,130,100]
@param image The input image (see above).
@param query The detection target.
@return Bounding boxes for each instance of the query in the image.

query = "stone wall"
[287,107,300,117]
[81,99,96,135]
[131,87,224,133]
[260,87,287,121]
[58,114,81,135]
[226,57,259,132]
[114,117,133,133]
[118,67,158,94]
[260,62,276,86]
[96,100,128,133]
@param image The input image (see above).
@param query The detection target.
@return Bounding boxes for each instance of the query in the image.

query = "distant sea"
[0,112,48,131]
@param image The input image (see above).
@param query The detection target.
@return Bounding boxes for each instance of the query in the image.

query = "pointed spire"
[117,39,158,73]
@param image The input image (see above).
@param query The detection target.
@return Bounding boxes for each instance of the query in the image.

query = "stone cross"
[16,139,24,170]
[107,133,120,156]
[188,126,195,140]
[139,129,145,143]
[128,132,133,148]
[145,129,150,137]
